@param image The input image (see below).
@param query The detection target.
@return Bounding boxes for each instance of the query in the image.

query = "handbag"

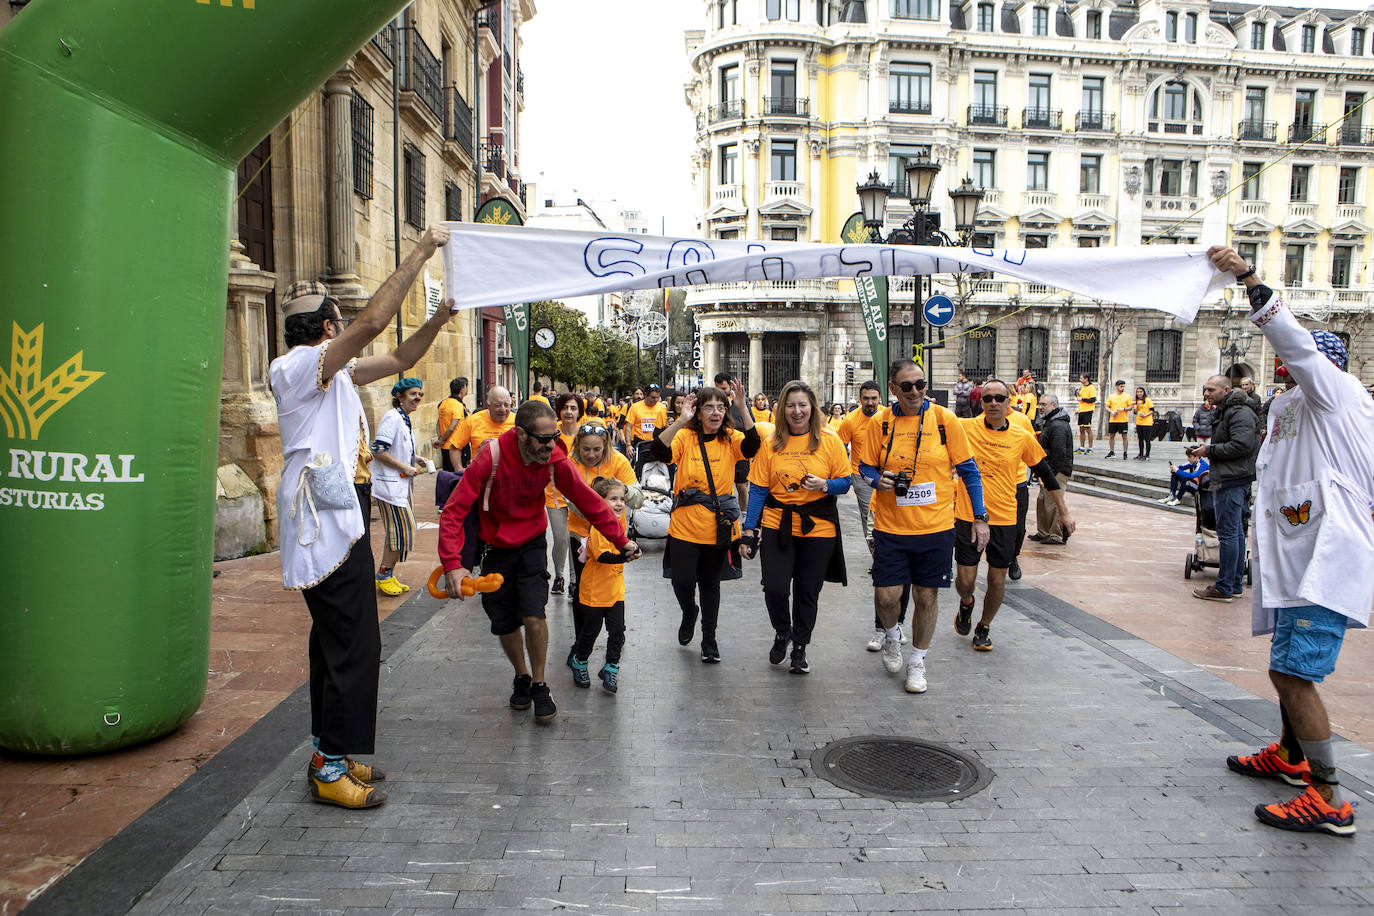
[698,436,735,551]
[290,452,354,546]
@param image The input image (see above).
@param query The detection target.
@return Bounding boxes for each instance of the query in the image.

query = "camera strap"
[882,401,928,474]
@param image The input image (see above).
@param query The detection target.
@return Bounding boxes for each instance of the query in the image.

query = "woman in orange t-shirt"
[648,382,759,663]
[544,392,585,595]
[741,381,851,674]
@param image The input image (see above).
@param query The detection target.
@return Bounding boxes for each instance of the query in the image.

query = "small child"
[572,477,639,692]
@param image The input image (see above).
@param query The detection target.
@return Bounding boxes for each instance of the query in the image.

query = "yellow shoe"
[376,575,405,597]
[309,771,387,808]
[305,757,387,783]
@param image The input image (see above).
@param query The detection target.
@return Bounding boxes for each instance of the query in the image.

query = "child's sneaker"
[598,663,619,693]
[571,657,590,688]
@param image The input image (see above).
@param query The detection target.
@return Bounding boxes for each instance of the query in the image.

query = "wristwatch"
[973,513,989,522]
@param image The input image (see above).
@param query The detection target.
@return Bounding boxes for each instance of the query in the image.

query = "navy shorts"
[480,533,550,635]
[1270,605,1351,683]
[871,529,955,589]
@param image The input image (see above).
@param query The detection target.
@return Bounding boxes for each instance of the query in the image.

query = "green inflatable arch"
[0,0,409,754]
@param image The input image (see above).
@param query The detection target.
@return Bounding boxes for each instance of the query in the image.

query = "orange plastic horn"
[427,567,505,599]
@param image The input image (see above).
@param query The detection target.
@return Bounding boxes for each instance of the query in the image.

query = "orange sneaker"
[306,756,387,783]
[1254,784,1355,836]
[1226,742,1311,787]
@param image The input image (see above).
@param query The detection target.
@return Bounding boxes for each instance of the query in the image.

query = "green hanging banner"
[0,0,411,754]
[476,197,529,399]
[842,212,889,376]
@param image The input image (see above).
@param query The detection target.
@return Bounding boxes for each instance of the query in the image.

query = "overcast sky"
[518,1,1374,237]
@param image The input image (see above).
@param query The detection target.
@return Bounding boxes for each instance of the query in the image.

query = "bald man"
[452,387,515,469]
[1190,374,1259,602]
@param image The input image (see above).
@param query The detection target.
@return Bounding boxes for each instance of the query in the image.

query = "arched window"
[1017,327,1049,382]
[1146,328,1183,382]
[1068,327,1100,380]
[1148,81,1204,135]
[964,327,997,381]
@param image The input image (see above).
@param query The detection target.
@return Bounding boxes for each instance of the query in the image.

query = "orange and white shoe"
[1226,742,1311,787]
[1254,784,1355,837]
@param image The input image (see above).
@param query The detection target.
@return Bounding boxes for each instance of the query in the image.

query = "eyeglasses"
[982,393,1009,403]
[524,430,561,444]
[895,379,928,392]
[578,423,607,436]
[329,317,350,328]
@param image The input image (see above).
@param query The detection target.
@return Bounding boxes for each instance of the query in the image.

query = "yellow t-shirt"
[669,428,748,545]
[827,416,845,432]
[751,405,774,424]
[1075,383,1098,414]
[436,396,469,449]
[579,514,627,607]
[452,409,514,454]
[544,431,577,508]
[855,403,972,537]
[1009,408,1035,483]
[1106,391,1131,423]
[1133,397,1155,427]
[529,394,551,408]
[1012,392,1037,418]
[747,429,851,538]
[625,400,668,442]
[567,451,637,538]
[837,406,880,475]
[954,416,1047,526]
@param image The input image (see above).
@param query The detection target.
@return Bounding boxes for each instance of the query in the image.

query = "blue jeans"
[1213,484,1248,595]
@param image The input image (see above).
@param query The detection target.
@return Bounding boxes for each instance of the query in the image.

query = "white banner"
[441,223,1229,323]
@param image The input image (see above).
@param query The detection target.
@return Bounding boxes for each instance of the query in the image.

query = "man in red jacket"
[439,400,637,723]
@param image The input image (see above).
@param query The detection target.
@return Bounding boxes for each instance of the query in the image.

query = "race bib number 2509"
[894,481,937,507]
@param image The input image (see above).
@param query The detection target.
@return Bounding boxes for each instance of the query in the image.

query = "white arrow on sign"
[923,294,956,328]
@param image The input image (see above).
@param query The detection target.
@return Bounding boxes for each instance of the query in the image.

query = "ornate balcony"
[713,183,742,205]
[1075,111,1115,132]
[889,99,932,115]
[1336,125,1374,146]
[1023,190,1058,208]
[1337,204,1367,222]
[1238,200,1269,218]
[1237,119,1277,141]
[764,96,810,117]
[1288,121,1326,144]
[1022,108,1062,130]
[967,105,1008,127]
[443,87,474,158]
[710,99,744,122]
[765,180,803,199]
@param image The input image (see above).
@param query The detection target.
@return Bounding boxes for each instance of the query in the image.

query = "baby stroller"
[629,459,673,540]
[1184,481,1253,585]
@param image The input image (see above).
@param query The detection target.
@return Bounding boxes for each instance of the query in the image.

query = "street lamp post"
[1217,319,1254,379]
[857,155,984,400]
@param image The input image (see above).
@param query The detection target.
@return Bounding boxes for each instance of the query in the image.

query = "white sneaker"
[904,658,928,693]
[865,628,884,652]
[881,635,903,674]
[899,626,908,645]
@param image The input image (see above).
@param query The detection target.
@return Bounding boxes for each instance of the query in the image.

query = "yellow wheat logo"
[479,204,515,225]
[843,222,870,244]
[0,324,104,441]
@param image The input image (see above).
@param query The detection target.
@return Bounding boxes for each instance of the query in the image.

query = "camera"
[891,471,912,497]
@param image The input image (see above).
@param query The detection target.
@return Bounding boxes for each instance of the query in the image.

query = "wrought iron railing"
[710,99,744,121]
[889,99,932,114]
[1237,119,1277,141]
[482,136,505,178]
[444,87,474,157]
[1022,107,1062,129]
[349,90,374,200]
[399,27,444,123]
[1076,111,1114,131]
[764,96,810,117]
[370,21,396,63]
[1288,121,1325,144]
[967,105,1008,126]
[1335,124,1373,145]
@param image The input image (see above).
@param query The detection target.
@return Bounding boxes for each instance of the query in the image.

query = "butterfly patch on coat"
[1280,500,1312,526]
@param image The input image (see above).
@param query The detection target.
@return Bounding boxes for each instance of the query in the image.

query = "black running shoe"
[769,632,789,665]
[510,673,533,710]
[551,576,565,595]
[972,625,993,651]
[701,638,720,664]
[530,682,557,723]
[789,647,810,675]
[954,599,974,636]
[678,606,698,646]
[1008,559,1022,581]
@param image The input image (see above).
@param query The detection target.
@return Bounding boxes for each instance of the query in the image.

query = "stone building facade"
[684,0,1374,414]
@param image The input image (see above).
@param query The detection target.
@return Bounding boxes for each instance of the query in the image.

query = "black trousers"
[1137,428,1153,457]
[355,483,372,542]
[575,600,626,663]
[761,528,833,647]
[302,534,381,756]
[873,585,910,629]
[1014,481,1029,556]
[668,536,727,637]
[568,534,586,639]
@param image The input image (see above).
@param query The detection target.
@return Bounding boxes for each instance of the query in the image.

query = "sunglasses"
[524,430,561,444]
[982,393,1009,403]
[578,423,607,436]
[895,379,928,392]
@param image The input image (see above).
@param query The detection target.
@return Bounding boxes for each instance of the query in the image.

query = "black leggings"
[760,529,833,647]
[575,600,625,663]
[1137,428,1153,457]
[1014,482,1029,556]
[668,536,727,638]
[568,534,586,640]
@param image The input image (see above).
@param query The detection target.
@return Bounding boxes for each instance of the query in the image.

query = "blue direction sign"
[923,294,956,327]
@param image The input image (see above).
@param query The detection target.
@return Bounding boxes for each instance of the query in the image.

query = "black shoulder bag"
[698,435,736,550]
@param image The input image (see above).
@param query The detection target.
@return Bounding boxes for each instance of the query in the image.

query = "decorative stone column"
[324,69,368,308]
[799,332,820,388]
[748,331,764,393]
[704,333,720,381]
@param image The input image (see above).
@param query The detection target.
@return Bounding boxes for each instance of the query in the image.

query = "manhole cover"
[811,736,993,802]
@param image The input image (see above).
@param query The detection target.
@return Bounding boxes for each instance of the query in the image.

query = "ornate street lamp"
[857,171,892,232]
[904,152,941,208]
[948,176,985,243]
[1217,319,1254,377]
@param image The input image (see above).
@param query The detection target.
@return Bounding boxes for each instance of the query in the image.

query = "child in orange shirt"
[572,478,641,692]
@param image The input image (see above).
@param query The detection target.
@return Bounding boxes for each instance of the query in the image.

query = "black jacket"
[1038,406,1074,477]
[1207,389,1259,489]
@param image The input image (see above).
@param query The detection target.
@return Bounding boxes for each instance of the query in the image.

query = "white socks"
[908,647,928,668]
[885,625,902,642]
